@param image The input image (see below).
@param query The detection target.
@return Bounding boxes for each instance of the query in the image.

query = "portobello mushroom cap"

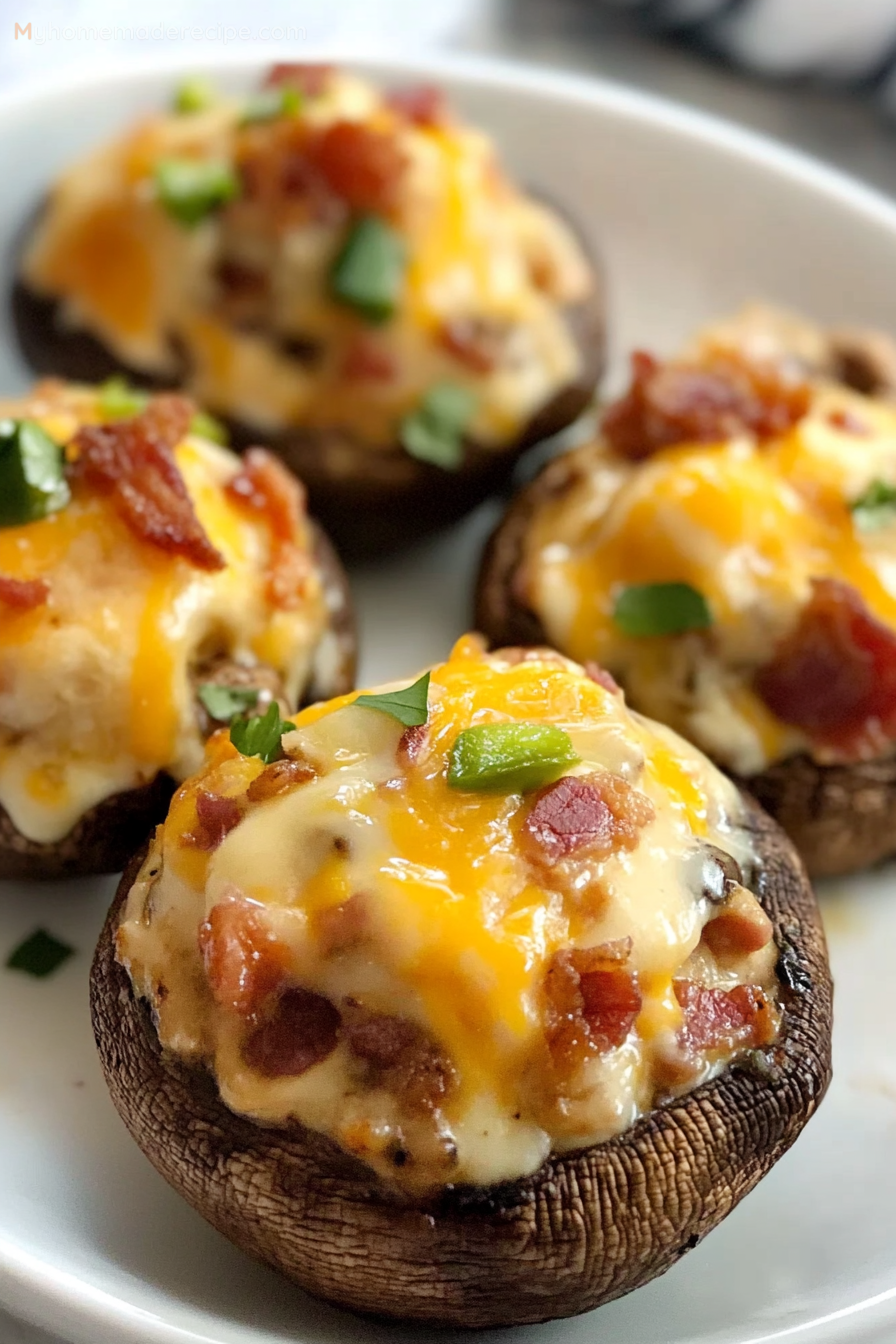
[90,793,831,1329]
[11,236,606,558]
[474,438,896,879]
[0,521,356,881]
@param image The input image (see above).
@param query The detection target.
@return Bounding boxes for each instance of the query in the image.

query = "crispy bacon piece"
[755,578,896,759]
[264,62,334,96]
[584,661,619,694]
[602,350,811,460]
[827,408,869,436]
[438,318,506,374]
[307,121,407,215]
[675,980,777,1054]
[397,723,427,765]
[345,1011,455,1114]
[246,757,316,802]
[701,886,774,960]
[199,896,290,1017]
[0,575,49,610]
[385,84,448,128]
[184,791,243,851]
[315,893,369,955]
[226,447,312,609]
[523,771,655,866]
[243,987,341,1078]
[545,939,641,1071]
[341,333,398,382]
[71,395,224,570]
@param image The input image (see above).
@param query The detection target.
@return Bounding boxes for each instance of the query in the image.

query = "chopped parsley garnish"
[850,479,896,531]
[198,684,260,721]
[240,85,302,125]
[6,929,74,979]
[448,723,579,794]
[98,376,149,420]
[0,419,70,526]
[189,409,229,445]
[355,672,431,727]
[155,157,240,228]
[173,77,217,115]
[613,582,712,638]
[330,215,406,324]
[229,700,293,764]
[399,383,477,471]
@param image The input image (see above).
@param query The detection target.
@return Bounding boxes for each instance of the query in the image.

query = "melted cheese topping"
[0,382,328,843]
[23,71,593,450]
[525,339,896,776]
[117,637,779,1193]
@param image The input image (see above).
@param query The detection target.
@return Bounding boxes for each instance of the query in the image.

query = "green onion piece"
[155,157,240,228]
[6,929,74,979]
[0,420,70,527]
[97,376,149,420]
[330,215,406,324]
[613,582,712,638]
[189,409,229,445]
[850,479,896,531]
[173,77,217,115]
[199,684,260,721]
[355,672,430,727]
[448,723,579,794]
[229,700,293,764]
[240,85,302,125]
[399,383,477,471]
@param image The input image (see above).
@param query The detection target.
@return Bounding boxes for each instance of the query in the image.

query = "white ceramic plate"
[2,50,896,1344]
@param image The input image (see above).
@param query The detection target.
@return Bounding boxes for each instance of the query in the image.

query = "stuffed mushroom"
[477,305,896,876]
[92,635,830,1327]
[0,379,354,879]
[14,65,604,553]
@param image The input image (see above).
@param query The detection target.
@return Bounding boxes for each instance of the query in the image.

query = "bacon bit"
[341,332,398,382]
[701,886,774,960]
[385,84,448,128]
[214,259,268,328]
[545,940,641,1070]
[345,1011,455,1114]
[246,757,316,802]
[184,791,243,850]
[602,350,811,460]
[226,448,311,610]
[264,63,334,96]
[315,893,369,955]
[71,395,224,571]
[0,574,50,610]
[523,771,655,866]
[199,896,291,1017]
[675,980,777,1054]
[397,723,427,765]
[242,986,341,1078]
[584,661,619,694]
[828,408,869,435]
[307,121,407,215]
[755,578,896,760]
[437,318,507,375]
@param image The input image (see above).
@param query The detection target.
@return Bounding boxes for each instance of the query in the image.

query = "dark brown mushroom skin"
[90,793,831,1329]
[11,226,605,559]
[0,522,356,881]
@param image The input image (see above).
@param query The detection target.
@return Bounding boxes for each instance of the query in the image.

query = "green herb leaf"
[330,215,406,324]
[613,582,712,638]
[97,376,149,420]
[355,672,431,727]
[7,929,74,979]
[229,700,293,764]
[448,723,579,794]
[399,383,477,471]
[155,157,240,228]
[199,684,260,721]
[189,409,229,445]
[850,479,896,531]
[173,77,217,115]
[0,420,70,527]
[240,85,302,125]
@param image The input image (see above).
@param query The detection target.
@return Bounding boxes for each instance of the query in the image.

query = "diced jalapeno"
[173,77,217,115]
[447,723,579,794]
[98,376,149,420]
[0,420,70,527]
[400,382,477,470]
[155,157,240,228]
[240,85,302,125]
[189,409,229,445]
[330,215,406,324]
[612,582,712,638]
